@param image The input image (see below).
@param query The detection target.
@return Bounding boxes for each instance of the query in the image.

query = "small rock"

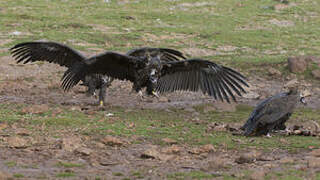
[250,170,266,180]
[311,69,320,79]
[162,138,177,145]
[207,157,227,169]
[16,129,30,136]
[20,104,49,114]
[71,106,82,111]
[235,152,259,164]
[75,147,93,156]
[310,149,320,157]
[257,155,275,161]
[0,123,8,131]
[7,136,28,148]
[101,136,125,146]
[162,145,181,154]
[243,92,260,99]
[189,144,215,155]
[263,163,274,168]
[308,158,320,168]
[279,157,294,164]
[141,146,174,161]
[288,56,307,73]
[61,137,82,152]
[284,79,298,88]
[158,96,169,102]
[268,67,281,76]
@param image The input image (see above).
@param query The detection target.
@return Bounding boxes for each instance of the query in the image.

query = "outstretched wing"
[126,47,186,63]
[62,52,145,91]
[156,59,249,103]
[10,41,86,68]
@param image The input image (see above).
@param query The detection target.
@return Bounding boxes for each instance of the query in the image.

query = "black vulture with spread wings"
[10,41,186,106]
[61,52,250,103]
[241,87,306,137]
[126,47,186,96]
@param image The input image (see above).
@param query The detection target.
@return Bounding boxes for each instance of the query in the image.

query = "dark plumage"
[242,88,306,136]
[126,47,186,95]
[61,52,249,102]
[10,41,114,106]
[10,41,186,105]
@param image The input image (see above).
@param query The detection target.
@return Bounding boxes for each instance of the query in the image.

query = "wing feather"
[10,41,86,67]
[156,59,249,102]
[126,47,186,63]
[61,52,144,91]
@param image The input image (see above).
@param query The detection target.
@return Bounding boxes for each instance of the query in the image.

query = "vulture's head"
[147,55,162,92]
[288,87,307,105]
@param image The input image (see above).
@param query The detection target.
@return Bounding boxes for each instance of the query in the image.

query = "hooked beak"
[300,97,306,105]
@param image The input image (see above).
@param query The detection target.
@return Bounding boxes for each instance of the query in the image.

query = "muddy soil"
[0,55,320,179]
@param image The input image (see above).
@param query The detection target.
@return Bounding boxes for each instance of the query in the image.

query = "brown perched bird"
[241,87,306,136]
[10,41,186,106]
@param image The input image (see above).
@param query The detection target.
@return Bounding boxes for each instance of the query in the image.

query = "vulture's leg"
[132,82,145,100]
[138,90,144,100]
[86,81,97,98]
[98,83,108,107]
[146,81,159,98]
[266,133,272,138]
[98,76,114,106]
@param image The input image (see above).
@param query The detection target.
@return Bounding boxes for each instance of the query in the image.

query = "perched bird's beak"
[300,97,306,105]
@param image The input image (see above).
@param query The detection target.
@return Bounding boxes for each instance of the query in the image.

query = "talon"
[99,100,104,107]
[152,91,159,98]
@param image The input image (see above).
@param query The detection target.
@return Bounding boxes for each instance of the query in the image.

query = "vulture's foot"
[152,91,160,98]
[138,90,145,100]
[266,133,272,138]
[99,100,104,107]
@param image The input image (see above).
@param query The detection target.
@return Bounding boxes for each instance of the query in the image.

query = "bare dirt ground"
[1,54,320,179]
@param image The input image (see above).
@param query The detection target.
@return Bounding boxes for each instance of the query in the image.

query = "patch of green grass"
[13,174,24,178]
[56,161,84,168]
[0,0,319,74]
[167,171,219,179]
[56,172,75,178]
[268,169,307,180]
[113,172,124,176]
[131,171,144,179]
[5,161,17,168]
[1,103,320,151]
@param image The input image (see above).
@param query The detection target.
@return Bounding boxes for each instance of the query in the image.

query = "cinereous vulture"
[241,87,306,136]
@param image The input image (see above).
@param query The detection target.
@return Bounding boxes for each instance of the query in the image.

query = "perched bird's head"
[300,95,306,104]
[288,86,307,105]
